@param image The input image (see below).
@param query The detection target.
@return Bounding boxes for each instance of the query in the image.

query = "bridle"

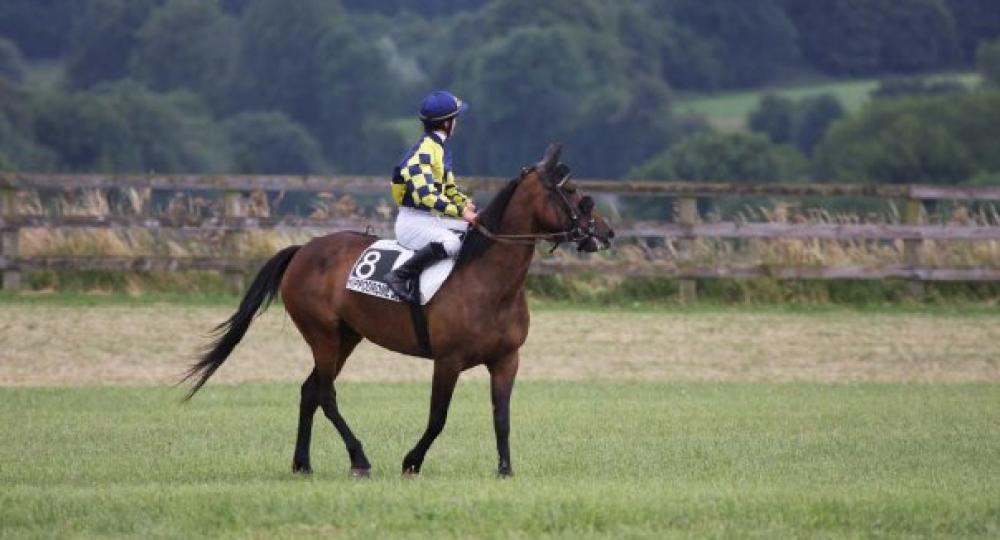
[473,165,598,250]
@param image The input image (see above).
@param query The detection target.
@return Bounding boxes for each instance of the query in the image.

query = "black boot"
[384,242,447,304]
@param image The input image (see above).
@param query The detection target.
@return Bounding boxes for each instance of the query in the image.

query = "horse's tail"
[181,245,301,401]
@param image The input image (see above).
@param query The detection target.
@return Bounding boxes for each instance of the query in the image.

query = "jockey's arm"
[443,171,471,209]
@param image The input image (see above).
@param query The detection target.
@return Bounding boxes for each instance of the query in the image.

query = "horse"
[182,144,614,477]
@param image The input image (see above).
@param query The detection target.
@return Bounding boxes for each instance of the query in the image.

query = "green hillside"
[677,73,982,131]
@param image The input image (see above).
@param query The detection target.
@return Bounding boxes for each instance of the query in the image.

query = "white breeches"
[394,207,468,257]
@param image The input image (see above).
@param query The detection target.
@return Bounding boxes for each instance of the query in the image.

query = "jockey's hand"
[464,200,476,212]
[462,206,478,225]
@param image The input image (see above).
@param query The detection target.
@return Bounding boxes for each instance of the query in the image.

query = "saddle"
[345,240,457,305]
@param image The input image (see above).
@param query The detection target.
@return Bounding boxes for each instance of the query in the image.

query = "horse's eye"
[579,196,594,213]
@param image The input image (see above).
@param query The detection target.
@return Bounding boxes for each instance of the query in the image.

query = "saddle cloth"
[345,239,457,305]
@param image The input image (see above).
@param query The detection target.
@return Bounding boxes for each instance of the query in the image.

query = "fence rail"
[3,215,1000,241]
[2,173,999,297]
[4,172,1000,199]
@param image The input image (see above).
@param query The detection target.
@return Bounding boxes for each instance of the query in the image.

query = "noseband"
[473,166,598,249]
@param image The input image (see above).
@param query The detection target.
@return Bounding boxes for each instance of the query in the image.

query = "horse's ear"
[537,143,562,174]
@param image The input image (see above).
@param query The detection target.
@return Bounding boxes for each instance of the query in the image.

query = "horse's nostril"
[608,230,616,239]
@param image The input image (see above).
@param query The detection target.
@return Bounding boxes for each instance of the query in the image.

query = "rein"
[472,223,579,246]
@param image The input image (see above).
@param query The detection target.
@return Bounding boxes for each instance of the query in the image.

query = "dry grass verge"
[1,304,997,386]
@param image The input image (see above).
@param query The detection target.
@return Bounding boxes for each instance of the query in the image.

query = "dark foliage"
[749,94,844,155]
[0,0,83,59]
[1,0,998,183]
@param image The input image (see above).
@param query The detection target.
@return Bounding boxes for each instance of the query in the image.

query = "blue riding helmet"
[419,91,468,122]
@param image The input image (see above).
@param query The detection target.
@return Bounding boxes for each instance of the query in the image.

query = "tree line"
[0,0,999,186]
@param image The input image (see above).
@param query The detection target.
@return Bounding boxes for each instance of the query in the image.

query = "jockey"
[384,90,478,303]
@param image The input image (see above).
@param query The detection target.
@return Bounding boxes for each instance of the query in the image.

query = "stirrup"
[386,273,419,303]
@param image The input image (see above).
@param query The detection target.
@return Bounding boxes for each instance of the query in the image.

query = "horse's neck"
[466,190,538,302]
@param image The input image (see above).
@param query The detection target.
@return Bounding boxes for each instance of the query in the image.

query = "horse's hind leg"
[294,325,371,476]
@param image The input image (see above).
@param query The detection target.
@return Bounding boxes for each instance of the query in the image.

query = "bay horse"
[182,144,614,477]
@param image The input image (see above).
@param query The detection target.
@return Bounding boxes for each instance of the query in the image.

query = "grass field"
[675,73,981,131]
[1,297,998,538]
[1,382,998,538]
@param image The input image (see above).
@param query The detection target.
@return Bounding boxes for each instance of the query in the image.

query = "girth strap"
[405,284,433,358]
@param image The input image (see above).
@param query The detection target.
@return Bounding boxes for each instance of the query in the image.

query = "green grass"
[676,73,982,131]
[2,382,997,538]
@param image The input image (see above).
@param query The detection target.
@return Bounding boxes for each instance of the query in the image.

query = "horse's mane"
[455,177,522,268]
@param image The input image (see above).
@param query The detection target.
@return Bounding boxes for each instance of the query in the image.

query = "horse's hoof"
[402,465,420,478]
[292,463,313,475]
[497,468,514,478]
[350,468,371,479]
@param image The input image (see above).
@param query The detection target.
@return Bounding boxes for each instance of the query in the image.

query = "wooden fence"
[2,173,999,298]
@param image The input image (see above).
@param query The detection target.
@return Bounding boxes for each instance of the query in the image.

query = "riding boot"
[384,242,447,304]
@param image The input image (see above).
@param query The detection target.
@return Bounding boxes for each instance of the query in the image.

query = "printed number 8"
[354,251,382,279]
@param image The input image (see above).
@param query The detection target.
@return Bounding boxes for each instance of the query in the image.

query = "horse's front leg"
[488,352,519,477]
[402,361,461,475]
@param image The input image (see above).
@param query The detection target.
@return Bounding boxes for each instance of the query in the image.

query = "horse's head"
[526,143,615,252]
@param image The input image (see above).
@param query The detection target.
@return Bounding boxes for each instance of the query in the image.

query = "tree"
[340,0,488,16]
[0,38,26,83]
[33,83,231,173]
[877,0,959,72]
[749,94,795,145]
[628,132,806,183]
[667,0,800,88]
[0,116,55,171]
[978,40,1000,86]
[228,0,404,173]
[567,76,696,178]
[929,90,1000,172]
[793,95,845,154]
[0,0,83,59]
[812,93,1000,184]
[219,0,254,16]
[0,81,56,171]
[816,91,1000,183]
[451,24,602,175]
[476,0,616,40]
[783,0,959,75]
[312,23,403,172]
[225,112,327,175]
[229,0,344,122]
[944,0,1000,60]
[749,93,844,154]
[617,3,723,90]
[130,0,238,106]
[65,0,160,89]
[819,113,971,184]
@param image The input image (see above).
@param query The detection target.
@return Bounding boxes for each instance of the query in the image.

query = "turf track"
[2,381,997,538]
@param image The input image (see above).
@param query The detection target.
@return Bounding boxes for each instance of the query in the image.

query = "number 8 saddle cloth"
[345,239,458,305]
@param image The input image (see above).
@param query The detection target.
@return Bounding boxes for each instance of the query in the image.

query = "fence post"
[223,190,246,293]
[674,196,698,303]
[903,197,924,299]
[1,188,20,292]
